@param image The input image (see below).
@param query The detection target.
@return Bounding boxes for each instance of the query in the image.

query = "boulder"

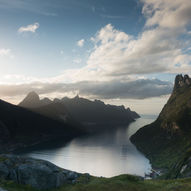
[0,154,81,190]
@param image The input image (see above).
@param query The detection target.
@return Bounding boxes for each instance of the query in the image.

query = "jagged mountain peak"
[19,92,54,109]
[19,91,40,108]
[19,92,53,108]
[174,74,191,91]
[26,91,40,100]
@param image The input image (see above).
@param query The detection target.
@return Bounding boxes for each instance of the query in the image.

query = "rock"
[0,163,9,179]
[174,74,191,91]
[180,165,187,174]
[0,154,81,190]
[0,188,8,191]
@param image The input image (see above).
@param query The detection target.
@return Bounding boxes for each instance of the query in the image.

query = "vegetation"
[1,175,191,191]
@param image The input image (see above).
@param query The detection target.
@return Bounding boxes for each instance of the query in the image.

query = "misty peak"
[19,91,40,108]
[26,91,40,101]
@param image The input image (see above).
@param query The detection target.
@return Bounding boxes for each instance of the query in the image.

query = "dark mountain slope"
[131,74,191,178]
[60,96,139,126]
[30,102,83,130]
[0,99,84,152]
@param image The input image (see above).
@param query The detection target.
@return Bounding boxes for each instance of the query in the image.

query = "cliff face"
[131,74,191,178]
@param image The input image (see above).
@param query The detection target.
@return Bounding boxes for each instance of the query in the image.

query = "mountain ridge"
[19,93,140,132]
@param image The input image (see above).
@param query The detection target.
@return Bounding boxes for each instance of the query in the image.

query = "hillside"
[131,74,191,178]
[0,99,84,152]
[1,172,191,191]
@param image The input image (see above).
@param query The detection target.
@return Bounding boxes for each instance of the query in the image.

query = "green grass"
[1,175,191,191]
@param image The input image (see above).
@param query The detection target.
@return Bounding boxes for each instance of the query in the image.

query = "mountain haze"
[19,91,52,108]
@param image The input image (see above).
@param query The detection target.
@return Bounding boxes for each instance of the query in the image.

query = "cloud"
[1,0,190,103]
[68,79,173,99]
[18,22,39,33]
[39,0,190,97]
[85,25,191,78]
[142,0,191,29]
[0,48,14,59]
[0,78,172,100]
[0,49,11,56]
[76,0,191,80]
[77,39,85,47]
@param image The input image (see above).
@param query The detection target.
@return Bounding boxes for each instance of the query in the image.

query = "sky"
[0,0,191,114]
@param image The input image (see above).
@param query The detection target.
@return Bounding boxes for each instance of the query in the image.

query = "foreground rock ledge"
[0,154,82,190]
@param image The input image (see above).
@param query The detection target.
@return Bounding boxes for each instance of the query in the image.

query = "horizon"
[0,0,191,114]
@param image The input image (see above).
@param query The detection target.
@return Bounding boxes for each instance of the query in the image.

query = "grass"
[1,175,191,191]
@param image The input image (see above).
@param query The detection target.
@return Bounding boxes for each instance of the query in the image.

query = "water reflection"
[17,116,156,177]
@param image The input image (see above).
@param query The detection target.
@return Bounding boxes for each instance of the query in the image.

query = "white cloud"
[142,0,191,29]
[18,22,39,33]
[46,0,191,85]
[0,48,14,59]
[0,49,11,56]
[80,0,191,79]
[77,39,85,47]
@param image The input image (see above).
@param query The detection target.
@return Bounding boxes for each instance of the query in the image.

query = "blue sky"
[0,0,144,77]
[0,0,191,114]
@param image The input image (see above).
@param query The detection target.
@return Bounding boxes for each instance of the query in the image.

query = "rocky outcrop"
[174,74,191,90]
[0,154,82,190]
[0,188,7,191]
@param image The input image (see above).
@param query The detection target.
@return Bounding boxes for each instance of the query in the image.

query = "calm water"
[17,115,156,177]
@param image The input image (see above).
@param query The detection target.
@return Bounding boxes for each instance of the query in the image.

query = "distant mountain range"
[131,74,191,179]
[19,92,140,132]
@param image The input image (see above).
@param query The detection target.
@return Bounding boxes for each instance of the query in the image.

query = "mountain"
[0,99,84,152]
[59,96,140,127]
[19,93,140,132]
[131,74,191,178]
[19,91,52,108]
